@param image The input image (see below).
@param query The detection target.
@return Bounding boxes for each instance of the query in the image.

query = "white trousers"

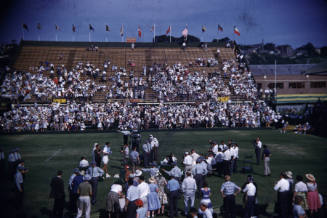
[76,196,91,218]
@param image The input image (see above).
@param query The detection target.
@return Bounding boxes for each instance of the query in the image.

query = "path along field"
[0,129,326,218]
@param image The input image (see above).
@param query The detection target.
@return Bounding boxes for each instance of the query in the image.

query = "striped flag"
[120,24,124,37]
[234,26,240,36]
[166,25,171,35]
[72,24,76,32]
[218,24,223,32]
[137,26,142,38]
[105,25,110,32]
[22,24,29,31]
[37,23,41,30]
[201,25,206,32]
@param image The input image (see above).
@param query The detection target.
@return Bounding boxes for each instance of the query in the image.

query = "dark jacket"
[50,176,65,199]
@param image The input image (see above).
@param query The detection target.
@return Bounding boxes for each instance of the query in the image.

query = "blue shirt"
[293,204,305,218]
[130,150,139,162]
[72,175,84,194]
[127,185,140,201]
[167,178,180,192]
[220,181,240,195]
[87,166,104,178]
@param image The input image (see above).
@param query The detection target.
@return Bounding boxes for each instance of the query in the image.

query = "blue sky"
[0,0,326,47]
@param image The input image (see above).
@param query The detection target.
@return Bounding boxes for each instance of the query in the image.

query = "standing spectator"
[242,175,256,218]
[142,141,152,168]
[199,201,213,218]
[215,148,224,177]
[103,142,112,179]
[50,170,65,218]
[15,166,25,209]
[135,199,147,218]
[200,182,213,213]
[68,168,79,212]
[293,196,307,218]
[293,175,308,211]
[93,143,102,167]
[149,135,159,162]
[79,157,89,172]
[222,147,231,176]
[274,172,290,218]
[138,175,150,212]
[130,146,140,173]
[126,179,140,218]
[122,144,130,165]
[254,137,262,165]
[192,158,207,193]
[163,162,182,181]
[147,177,161,217]
[262,145,271,176]
[220,175,241,218]
[106,183,123,218]
[87,161,104,205]
[71,170,84,214]
[157,174,168,216]
[182,171,197,216]
[305,173,321,216]
[183,152,193,174]
[166,176,180,218]
[76,174,92,218]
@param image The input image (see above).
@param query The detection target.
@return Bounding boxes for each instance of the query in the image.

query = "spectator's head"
[224,175,231,181]
[57,170,63,176]
[296,175,303,182]
[105,142,110,146]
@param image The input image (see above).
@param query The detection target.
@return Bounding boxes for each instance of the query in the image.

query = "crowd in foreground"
[0,101,281,132]
[2,134,325,218]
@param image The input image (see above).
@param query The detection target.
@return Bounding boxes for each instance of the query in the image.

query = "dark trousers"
[143,152,151,167]
[255,148,261,165]
[90,177,98,204]
[53,197,65,218]
[244,196,255,218]
[216,162,223,176]
[71,193,78,213]
[232,158,238,173]
[15,186,24,209]
[153,147,158,161]
[223,195,236,218]
[277,191,289,218]
[168,190,179,217]
[126,200,137,218]
[223,160,231,175]
[194,174,204,191]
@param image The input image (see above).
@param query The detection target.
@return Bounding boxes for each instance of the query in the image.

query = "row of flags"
[22,23,241,37]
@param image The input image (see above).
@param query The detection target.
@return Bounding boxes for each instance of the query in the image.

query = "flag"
[105,25,110,32]
[201,25,206,33]
[218,24,223,32]
[182,26,188,38]
[89,24,94,31]
[55,24,60,31]
[22,24,29,31]
[234,26,240,36]
[72,24,76,32]
[120,24,124,37]
[37,23,41,30]
[151,24,155,32]
[166,25,171,35]
[137,26,142,38]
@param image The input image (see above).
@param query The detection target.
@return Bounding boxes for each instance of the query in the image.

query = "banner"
[53,98,67,104]
[217,96,229,102]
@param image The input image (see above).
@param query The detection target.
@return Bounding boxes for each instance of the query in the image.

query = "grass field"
[1,129,327,218]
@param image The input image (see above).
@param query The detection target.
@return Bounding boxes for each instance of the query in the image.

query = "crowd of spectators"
[0,101,280,132]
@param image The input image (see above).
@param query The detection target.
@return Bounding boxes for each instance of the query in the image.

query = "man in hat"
[106,183,123,218]
[50,170,65,218]
[87,161,104,205]
[68,168,80,211]
[126,178,140,218]
[182,171,197,216]
[220,175,241,218]
[183,151,193,174]
[76,174,92,218]
[166,176,181,217]
[274,172,291,218]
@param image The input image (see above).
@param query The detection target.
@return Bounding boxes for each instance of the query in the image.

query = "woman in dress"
[305,174,321,216]
[157,174,168,216]
[200,182,213,213]
[147,177,161,217]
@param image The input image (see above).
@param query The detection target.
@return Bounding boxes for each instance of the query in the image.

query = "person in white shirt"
[243,175,256,218]
[137,175,150,211]
[102,142,112,178]
[274,172,291,218]
[293,175,308,210]
[210,141,219,155]
[183,152,193,174]
[223,146,231,176]
[191,149,200,166]
[79,157,89,171]
[182,171,197,215]
[199,201,213,218]
[231,144,239,173]
[149,135,159,162]
[254,137,262,165]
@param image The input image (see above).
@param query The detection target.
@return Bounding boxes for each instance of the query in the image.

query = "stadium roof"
[249,64,317,76]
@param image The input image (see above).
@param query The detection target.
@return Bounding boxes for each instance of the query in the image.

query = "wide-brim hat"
[149,177,156,183]
[285,171,293,179]
[305,173,315,182]
[135,169,142,177]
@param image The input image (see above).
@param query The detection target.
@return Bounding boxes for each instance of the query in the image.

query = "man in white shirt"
[182,171,197,215]
[183,152,193,174]
[149,135,159,162]
[274,172,290,218]
[79,157,89,171]
[211,141,219,155]
[102,142,112,178]
[243,176,256,218]
[223,147,231,176]
[191,149,200,166]
[254,137,262,165]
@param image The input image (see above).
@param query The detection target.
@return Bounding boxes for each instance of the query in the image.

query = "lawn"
[0,129,326,218]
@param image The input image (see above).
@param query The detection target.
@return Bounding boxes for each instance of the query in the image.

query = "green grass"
[1,129,327,218]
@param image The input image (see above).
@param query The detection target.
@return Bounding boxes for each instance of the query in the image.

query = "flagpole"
[56,34,58,42]
[170,25,171,43]
[153,24,156,43]
[22,28,24,41]
[89,31,91,42]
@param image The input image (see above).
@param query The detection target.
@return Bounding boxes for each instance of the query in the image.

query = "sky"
[0,0,326,47]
